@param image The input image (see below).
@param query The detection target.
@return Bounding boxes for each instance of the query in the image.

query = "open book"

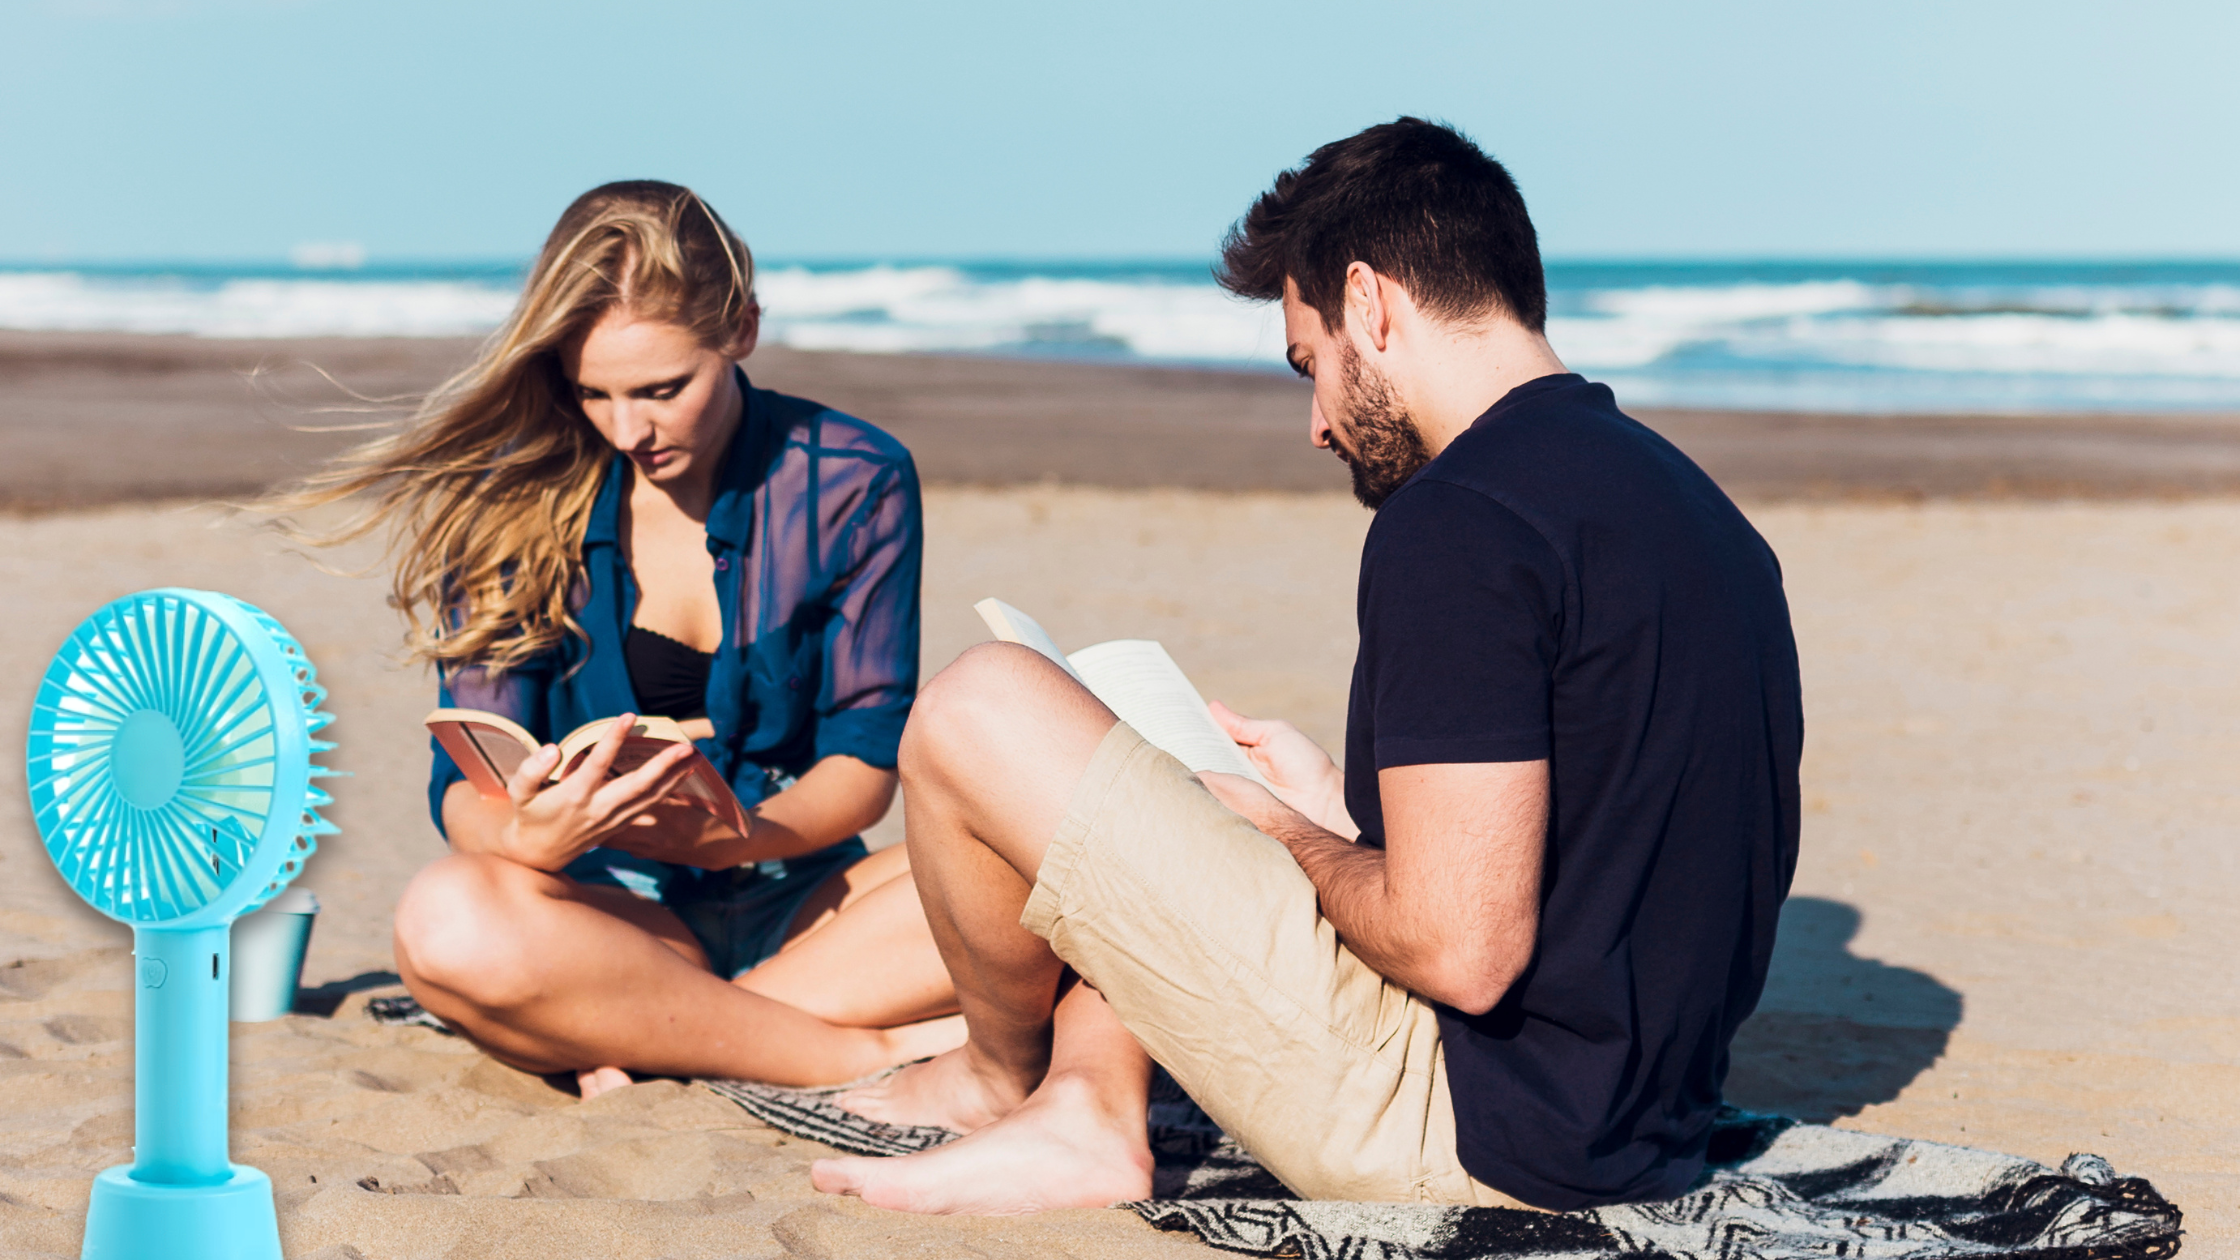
[425,710,750,837]
[976,598,1269,786]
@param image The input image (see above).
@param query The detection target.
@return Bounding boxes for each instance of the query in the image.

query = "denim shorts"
[563,838,869,979]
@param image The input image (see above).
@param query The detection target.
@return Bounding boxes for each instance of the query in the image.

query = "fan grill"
[27,593,332,924]
[233,598,339,911]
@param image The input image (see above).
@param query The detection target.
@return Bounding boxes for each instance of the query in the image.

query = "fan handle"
[78,926,280,1260]
[130,925,231,1183]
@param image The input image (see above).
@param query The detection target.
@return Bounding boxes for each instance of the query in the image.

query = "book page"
[974,598,1089,686]
[460,724,535,785]
[557,714,694,762]
[1066,640,1268,786]
[558,730,697,783]
[424,709,540,801]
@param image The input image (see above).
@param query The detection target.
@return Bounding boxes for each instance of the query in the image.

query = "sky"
[4,0,2236,264]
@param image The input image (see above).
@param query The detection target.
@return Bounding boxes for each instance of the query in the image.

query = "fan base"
[81,1164,280,1260]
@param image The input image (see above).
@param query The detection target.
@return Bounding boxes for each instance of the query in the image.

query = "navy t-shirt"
[1344,374,1802,1210]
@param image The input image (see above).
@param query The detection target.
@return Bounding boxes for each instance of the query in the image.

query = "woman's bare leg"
[737,844,961,1028]
[774,841,914,941]
[394,851,959,1087]
[564,884,712,1097]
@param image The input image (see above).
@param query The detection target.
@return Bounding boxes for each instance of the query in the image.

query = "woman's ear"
[723,300,762,361]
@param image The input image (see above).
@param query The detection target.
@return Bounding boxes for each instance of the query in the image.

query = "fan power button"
[139,958,166,989]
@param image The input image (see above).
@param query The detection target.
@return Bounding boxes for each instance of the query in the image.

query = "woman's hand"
[600,799,756,868]
[683,754,896,868]
[597,751,902,870]
[493,714,700,872]
[1207,700,1359,840]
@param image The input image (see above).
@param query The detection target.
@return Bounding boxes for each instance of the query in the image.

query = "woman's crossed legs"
[392,841,965,1094]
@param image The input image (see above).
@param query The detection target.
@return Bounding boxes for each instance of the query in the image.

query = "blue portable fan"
[25,590,337,1260]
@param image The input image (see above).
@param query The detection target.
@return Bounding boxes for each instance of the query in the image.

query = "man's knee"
[393,853,549,1009]
[901,642,1063,780]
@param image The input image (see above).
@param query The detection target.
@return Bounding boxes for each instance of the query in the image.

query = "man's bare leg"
[811,643,1159,1211]
[815,977,1154,1213]
[822,643,1116,1130]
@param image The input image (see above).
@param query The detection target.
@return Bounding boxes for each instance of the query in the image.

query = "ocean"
[3,259,2236,414]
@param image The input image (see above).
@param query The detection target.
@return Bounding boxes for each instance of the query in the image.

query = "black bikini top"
[625,625,713,721]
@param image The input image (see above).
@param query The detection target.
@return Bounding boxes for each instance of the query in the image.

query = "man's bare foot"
[812,1073,1153,1214]
[832,1044,1031,1135]
[577,1065,633,1099]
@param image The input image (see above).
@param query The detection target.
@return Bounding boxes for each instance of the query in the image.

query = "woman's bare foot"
[833,1044,1031,1135]
[576,1065,633,1099]
[878,1014,970,1072]
[812,1073,1153,1214]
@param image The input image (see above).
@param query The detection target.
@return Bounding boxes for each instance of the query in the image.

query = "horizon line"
[3,253,2239,274]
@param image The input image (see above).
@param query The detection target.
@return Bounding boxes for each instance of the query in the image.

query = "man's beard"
[1330,342,1432,510]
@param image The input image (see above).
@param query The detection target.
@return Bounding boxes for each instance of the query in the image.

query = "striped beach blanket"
[702,1072,2182,1260]
[365,1000,2180,1256]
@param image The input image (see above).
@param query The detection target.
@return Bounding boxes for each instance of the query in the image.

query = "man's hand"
[491,714,699,872]
[1204,742,1550,1018]
[1207,701,1358,839]
[1195,770,1309,839]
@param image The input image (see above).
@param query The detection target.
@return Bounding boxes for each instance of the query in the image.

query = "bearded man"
[812,118,1804,1214]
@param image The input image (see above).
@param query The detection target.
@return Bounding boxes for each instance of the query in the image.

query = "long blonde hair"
[271,180,755,674]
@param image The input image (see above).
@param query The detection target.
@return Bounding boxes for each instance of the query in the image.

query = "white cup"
[230,886,319,1022]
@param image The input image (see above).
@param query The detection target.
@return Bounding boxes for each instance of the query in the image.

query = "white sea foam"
[1584,280,1888,321]
[0,271,517,339]
[1733,311,2240,378]
[757,266,1287,364]
[3,263,2237,411]
[1546,277,2240,408]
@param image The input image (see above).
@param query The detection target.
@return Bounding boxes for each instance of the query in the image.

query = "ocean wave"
[757,265,1286,363]
[1728,311,2240,378]
[1546,278,2240,405]
[1579,280,1890,321]
[0,271,518,339]
[3,262,2238,411]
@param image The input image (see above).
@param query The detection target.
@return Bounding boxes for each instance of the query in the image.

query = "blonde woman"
[285,181,960,1095]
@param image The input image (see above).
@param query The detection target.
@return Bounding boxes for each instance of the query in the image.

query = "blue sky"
[5,0,2236,263]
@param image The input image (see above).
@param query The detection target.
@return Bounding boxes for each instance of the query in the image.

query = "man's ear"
[1343,262,1393,354]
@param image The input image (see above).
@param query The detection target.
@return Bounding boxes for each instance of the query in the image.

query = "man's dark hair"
[1217,117,1546,333]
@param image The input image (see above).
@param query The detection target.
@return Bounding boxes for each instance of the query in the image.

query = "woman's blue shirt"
[426,372,923,873]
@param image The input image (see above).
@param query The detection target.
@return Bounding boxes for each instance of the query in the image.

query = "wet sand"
[0,335,2233,1256]
[5,331,2240,506]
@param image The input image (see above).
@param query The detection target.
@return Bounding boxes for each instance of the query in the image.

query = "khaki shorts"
[1020,722,1533,1208]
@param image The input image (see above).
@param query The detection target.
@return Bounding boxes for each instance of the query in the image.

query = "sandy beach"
[8,331,2240,508]
[1,337,2234,1256]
